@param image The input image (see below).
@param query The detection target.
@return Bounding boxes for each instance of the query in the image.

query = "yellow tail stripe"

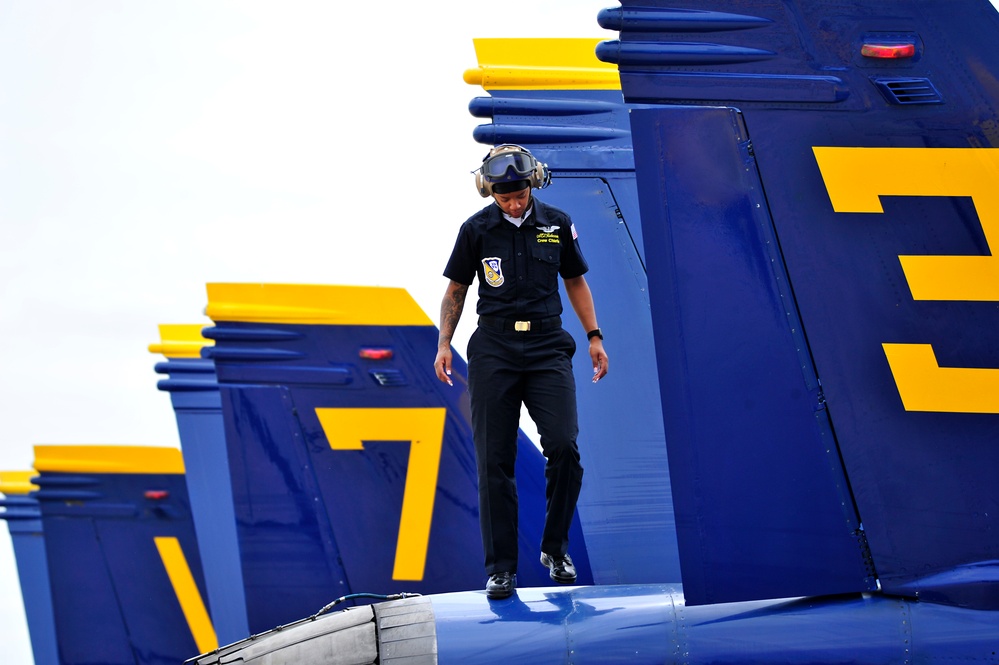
[33,446,185,475]
[465,38,620,90]
[154,537,218,654]
[205,283,432,326]
[0,470,38,495]
[148,324,213,359]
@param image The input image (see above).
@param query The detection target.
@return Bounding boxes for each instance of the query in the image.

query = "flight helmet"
[475,144,551,197]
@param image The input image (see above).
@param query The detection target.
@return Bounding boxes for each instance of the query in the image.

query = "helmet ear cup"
[475,169,491,197]
[531,160,551,190]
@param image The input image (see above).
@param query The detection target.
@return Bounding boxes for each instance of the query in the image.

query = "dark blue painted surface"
[190,581,999,665]
[0,495,58,665]
[747,110,999,606]
[155,356,250,644]
[630,105,872,604]
[603,0,999,608]
[203,319,592,632]
[430,585,999,664]
[34,469,208,665]
[547,178,679,585]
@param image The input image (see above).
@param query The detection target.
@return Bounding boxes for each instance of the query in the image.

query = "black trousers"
[466,325,583,575]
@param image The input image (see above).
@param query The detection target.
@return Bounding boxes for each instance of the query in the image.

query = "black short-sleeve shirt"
[443,197,589,319]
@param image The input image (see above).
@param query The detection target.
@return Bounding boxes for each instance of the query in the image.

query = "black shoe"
[540,552,577,584]
[486,572,516,599]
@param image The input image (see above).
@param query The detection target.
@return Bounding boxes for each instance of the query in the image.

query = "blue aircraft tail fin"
[465,38,681,585]
[200,282,591,632]
[150,324,251,645]
[0,471,58,665]
[600,0,999,608]
[32,445,216,664]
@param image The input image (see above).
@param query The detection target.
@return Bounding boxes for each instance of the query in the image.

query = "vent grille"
[370,369,408,387]
[873,78,942,105]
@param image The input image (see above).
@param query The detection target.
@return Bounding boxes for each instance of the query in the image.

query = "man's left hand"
[589,340,608,383]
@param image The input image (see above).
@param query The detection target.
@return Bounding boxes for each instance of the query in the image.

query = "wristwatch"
[586,328,603,341]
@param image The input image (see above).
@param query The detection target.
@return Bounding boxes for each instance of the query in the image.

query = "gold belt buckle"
[514,320,531,332]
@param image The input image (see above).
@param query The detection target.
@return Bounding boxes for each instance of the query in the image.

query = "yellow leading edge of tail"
[155,536,218,654]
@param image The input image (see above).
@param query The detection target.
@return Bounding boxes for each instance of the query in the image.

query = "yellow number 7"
[315,407,447,580]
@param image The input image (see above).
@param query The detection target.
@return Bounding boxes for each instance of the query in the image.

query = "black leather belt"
[478,315,562,333]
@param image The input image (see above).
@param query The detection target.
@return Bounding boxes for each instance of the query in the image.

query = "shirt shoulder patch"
[481,257,505,287]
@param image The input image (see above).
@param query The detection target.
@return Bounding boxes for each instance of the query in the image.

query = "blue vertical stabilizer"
[601,0,999,608]
[201,283,592,632]
[150,325,250,644]
[0,472,58,665]
[33,445,216,665]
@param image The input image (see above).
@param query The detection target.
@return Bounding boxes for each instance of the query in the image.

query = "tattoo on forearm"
[439,285,467,348]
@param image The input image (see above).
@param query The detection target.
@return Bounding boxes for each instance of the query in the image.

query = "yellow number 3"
[814,147,999,414]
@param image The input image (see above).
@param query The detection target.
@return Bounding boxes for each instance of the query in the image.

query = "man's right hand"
[435,280,468,387]
[434,347,454,386]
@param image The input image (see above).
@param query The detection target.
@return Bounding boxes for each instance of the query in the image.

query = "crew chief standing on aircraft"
[434,144,608,600]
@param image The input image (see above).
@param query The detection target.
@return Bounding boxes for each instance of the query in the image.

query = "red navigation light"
[144,490,169,500]
[861,43,916,59]
[359,348,393,360]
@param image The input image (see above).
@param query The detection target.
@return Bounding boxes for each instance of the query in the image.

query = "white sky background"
[0,1,614,662]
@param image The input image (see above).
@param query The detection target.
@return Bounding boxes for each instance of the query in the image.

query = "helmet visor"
[482,151,536,180]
